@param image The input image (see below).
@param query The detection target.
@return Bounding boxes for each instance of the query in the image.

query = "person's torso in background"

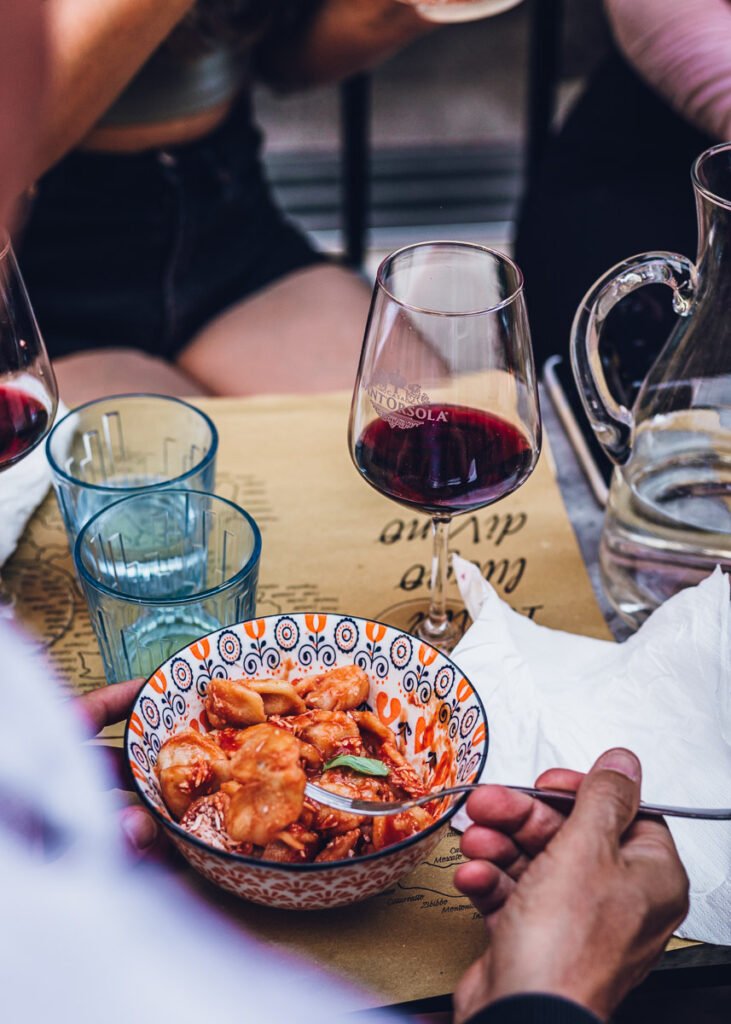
[91,1,319,142]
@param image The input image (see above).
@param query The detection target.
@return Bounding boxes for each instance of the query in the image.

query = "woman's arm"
[604,0,731,141]
[1,0,46,226]
[255,0,434,90]
[33,0,195,178]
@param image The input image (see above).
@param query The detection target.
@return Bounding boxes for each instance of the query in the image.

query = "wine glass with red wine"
[0,239,57,470]
[348,241,540,651]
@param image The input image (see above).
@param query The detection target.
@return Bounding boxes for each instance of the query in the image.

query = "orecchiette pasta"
[158,663,437,863]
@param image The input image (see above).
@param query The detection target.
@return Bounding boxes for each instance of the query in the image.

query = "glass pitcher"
[571,142,731,627]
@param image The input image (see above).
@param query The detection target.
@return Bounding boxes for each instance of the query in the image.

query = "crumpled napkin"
[0,403,67,571]
[450,555,731,945]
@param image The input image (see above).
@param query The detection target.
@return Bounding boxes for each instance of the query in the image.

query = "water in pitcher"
[571,142,731,627]
[601,408,731,626]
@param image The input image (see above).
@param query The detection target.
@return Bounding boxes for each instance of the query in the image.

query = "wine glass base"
[415,616,461,653]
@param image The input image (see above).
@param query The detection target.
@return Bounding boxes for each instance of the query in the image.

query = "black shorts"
[17,94,326,360]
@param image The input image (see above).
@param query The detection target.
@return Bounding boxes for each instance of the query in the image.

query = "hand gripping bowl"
[125,613,488,910]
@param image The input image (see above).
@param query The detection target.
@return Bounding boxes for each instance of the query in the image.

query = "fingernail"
[121,809,159,851]
[596,748,641,783]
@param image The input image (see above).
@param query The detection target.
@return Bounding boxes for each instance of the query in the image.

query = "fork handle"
[430,784,731,821]
[304,780,731,820]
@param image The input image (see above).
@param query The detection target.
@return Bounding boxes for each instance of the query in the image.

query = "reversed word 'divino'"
[379,511,527,548]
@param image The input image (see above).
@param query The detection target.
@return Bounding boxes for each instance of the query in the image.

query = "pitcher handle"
[569,251,697,464]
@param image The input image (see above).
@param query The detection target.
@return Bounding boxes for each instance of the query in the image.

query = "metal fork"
[304,781,731,821]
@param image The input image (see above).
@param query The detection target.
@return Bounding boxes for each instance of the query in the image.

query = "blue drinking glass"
[46,394,218,549]
[74,490,261,683]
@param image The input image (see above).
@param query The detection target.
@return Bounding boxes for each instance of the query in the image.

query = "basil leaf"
[323,754,390,777]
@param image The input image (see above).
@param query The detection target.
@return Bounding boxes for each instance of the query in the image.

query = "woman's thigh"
[176,264,373,396]
[54,348,208,407]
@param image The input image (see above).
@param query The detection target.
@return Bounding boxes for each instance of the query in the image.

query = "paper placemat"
[6,391,610,693]
[9,391,679,1008]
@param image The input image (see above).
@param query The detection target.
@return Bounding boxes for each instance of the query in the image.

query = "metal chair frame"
[337,0,565,268]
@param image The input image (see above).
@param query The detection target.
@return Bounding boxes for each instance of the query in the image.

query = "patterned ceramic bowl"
[125,613,488,910]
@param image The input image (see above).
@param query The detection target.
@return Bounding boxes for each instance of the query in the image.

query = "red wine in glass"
[0,240,57,474]
[355,403,534,514]
[0,385,50,469]
[348,241,540,651]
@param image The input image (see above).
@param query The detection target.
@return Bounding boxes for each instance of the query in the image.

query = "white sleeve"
[0,621,405,1024]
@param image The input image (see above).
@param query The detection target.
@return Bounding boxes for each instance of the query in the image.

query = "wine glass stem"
[425,514,452,637]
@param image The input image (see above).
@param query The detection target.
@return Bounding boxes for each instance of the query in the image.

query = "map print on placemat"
[213,470,278,528]
[4,394,622,1008]
[4,494,105,692]
[187,825,487,1011]
[7,394,609,705]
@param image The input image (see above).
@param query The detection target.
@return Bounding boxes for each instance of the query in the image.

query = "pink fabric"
[605,0,731,140]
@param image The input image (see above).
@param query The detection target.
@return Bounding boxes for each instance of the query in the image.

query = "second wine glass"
[0,238,58,471]
[348,241,541,650]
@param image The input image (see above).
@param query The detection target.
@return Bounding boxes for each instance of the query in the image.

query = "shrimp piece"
[205,678,305,728]
[296,739,322,772]
[314,829,361,862]
[352,710,392,744]
[294,665,369,712]
[307,795,362,836]
[179,792,254,856]
[342,710,429,796]
[380,740,429,798]
[212,722,319,770]
[210,727,248,755]
[297,800,317,830]
[371,807,434,851]
[266,714,297,735]
[264,716,323,771]
[157,729,231,820]
[288,710,363,761]
[307,768,391,835]
[247,679,306,716]
[261,823,321,864]
[228,722,306,777]
[223,724,306,845]
[204,678,266,728]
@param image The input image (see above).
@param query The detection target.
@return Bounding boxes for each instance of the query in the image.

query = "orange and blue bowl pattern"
[125,613,488,909]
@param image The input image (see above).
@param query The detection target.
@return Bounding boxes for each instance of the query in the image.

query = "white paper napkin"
[450,555,731,945]
[0,403,67,573]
